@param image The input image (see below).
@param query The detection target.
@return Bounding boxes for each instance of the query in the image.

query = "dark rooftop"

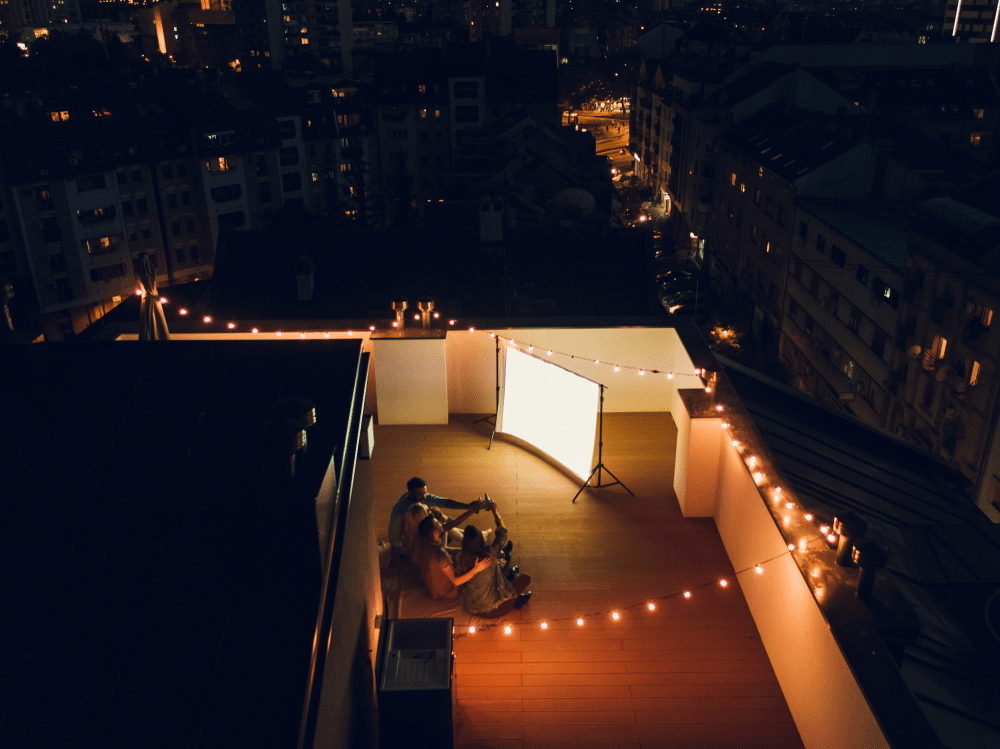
[723,359,1000,749]
[3,340,365,749]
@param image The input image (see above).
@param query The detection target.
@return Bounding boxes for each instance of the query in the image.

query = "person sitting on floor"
[403,500,479,570]
[388,477,486,561]
[454,499,532,615]
[416,515,491,600]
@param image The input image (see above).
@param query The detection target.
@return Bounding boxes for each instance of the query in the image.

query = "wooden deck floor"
[372,413,804,749]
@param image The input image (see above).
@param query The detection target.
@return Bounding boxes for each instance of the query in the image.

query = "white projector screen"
[498,347,600,479]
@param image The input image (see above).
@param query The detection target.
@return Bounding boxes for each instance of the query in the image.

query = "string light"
[468,327,475,332]
[804,513,813,521]
[433,312,440,319]
[300,332,306,339]
[547,350,552,356]
[826,533,837,544]
[715,405,724,412]
[369,325,376,331]
[413,313,420,321]
[227,322,235,330]
[276,331,283,337]
[251,328,259,334]
[159,297,168,304]
[392,321,399,328]
[594,359,599,364]
[785,502,794,510]
[203,316,212,323]
[528,345,534,352]
[667,372,673,379]
[819,525,830,534]
[452,549,798,637]
[720,421,729,429]
[705,386,712,394]
[639,369,645,376]
[179,308,189,316]
[448,319,456,325]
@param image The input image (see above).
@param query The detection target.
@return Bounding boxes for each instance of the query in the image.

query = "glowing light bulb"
[753,472,763,484]
[614,365,620,372]
[804,513,813,522]
[775,487,782,495]
[721,421,729,429]
[819,525,830,535]
[179,308,188,316]
[747,456,757,468]
[594,359,599,365]
[667,372,674,379]
[785,502,794,510]
[705,386,712,394]
[203,316,212,323]
[528,345,533,352]
[694,368,702,375]
[576,618,584,627]
[413,313,420,321]
[227,322,235,330]
[433,312,440,319]
[468,625,476,634]
[503,624,513,635]
[276,331,283,337]
[647,603,656,611]
[135,288,143,296]
[392,321,398,328]
[300,332,306,339]
[788,543,795,551]
[683,591,691,599]
[449,319,456,325]
[468,327,475,332]
[546,349,552,356]
[732,439,740,448]
[755,564,764,574]
[639,369,645,376]
[159,297,168,304]
[719,579,729,587]
[611,611,620,621]
[251,328,259,335]
[369,326,375,331]
[540,621,548,630]
[826,533,837,544]
[715,404,724,412]
[799,539,807,551]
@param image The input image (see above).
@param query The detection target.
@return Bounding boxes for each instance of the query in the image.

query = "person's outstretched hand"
[474,557,492,573]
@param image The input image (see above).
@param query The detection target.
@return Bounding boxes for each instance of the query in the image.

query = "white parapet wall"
[680,398,892,749]
[444,326,700,414]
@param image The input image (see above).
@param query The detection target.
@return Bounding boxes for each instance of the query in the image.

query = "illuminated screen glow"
[498,347,599,479]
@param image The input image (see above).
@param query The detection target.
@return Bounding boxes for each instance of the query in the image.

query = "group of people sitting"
[388,477,532,616]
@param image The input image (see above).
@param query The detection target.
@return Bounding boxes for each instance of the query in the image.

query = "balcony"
[81,321,989,749]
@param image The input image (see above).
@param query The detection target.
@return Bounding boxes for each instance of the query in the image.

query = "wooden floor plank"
[371,414,804,749]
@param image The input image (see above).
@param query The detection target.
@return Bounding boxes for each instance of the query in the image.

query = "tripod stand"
[572,383,634,503]
[475,333,500,449]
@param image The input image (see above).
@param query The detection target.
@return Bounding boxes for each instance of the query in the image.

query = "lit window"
[418,85,426,93]
[974,108,985,119]
[49,111,70,121]
[970,360,980,386]
[970,133,982,146]
[931,335,947,359]
[740,183,745,193]
[420,108,427,118]
[730,172,736,186]
[982,308,993,327]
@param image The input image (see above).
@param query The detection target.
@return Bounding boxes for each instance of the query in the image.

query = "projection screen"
[498,347,600,480]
